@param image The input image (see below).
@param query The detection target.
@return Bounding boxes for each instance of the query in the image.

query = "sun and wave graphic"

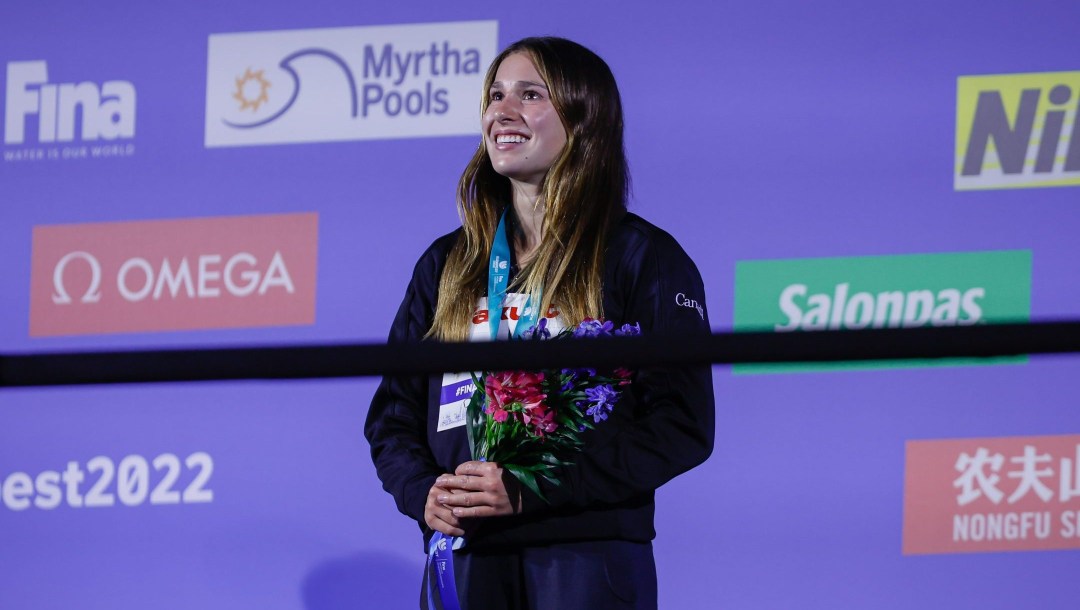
[232,68,271,112]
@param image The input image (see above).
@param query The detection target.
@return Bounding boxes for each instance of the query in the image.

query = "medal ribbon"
[487,209,540,340]
[427,531,464,610]
[428,209,541,609]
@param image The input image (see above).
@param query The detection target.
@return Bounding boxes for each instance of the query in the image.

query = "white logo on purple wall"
[204,20,497,148]
[3,60,136,162]
[1,452,214,511]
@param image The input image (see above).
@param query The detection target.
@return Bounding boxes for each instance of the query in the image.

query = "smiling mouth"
[495,134,529,144]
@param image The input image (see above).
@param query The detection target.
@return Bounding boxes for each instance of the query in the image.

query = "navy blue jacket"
[365,212,715,550]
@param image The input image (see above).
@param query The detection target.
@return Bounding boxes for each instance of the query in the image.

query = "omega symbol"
[52,251,103,304]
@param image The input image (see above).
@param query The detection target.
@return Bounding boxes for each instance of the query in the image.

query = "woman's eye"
[523,90,541,100]
[489,91,503,101]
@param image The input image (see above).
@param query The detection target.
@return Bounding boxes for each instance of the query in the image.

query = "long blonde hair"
[428,37,629,341]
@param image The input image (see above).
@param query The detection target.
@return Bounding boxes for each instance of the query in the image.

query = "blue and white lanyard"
[428,209,542,610]
[486,209,540,340]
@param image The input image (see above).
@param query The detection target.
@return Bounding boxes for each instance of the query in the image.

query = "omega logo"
[49,251,295,305]
[675,292,704,320]
[52,251,103,304]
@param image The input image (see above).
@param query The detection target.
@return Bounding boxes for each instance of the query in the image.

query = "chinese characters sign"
[904,434,1080,554]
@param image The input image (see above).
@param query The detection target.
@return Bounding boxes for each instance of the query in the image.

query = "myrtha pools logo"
[3,60,136,162]
[955,71,1080,190]
[204,21,497,147]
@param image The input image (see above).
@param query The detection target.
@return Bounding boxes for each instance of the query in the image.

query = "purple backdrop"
[2,1,1079,608]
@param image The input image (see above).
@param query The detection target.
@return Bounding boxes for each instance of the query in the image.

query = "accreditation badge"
[437,371,476,432]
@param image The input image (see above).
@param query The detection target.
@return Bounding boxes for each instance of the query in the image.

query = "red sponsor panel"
[29,213,318,336]
[904,434,1080,555]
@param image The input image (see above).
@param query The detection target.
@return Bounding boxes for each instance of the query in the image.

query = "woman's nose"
[491,99,520,122]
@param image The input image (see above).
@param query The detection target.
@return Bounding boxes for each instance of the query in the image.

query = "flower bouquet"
[464,318,640,502]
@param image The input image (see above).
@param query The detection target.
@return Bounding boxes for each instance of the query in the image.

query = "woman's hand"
[424,477,465,537]
[435,461,522,519]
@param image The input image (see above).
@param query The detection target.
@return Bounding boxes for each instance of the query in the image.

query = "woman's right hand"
[424,477,465,537]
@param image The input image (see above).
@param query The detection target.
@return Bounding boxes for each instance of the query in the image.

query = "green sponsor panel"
[733,250,1031,373]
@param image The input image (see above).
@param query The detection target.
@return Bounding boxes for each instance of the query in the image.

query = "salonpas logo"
[733,250,1031,372]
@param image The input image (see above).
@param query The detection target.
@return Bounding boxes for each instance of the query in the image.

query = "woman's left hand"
[435,461,522,518]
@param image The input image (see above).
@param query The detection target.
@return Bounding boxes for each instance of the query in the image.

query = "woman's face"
[483,53,568,188]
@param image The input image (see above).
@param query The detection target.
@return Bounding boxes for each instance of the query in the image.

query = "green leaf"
[465,372,487,460]
[506,464,547,504]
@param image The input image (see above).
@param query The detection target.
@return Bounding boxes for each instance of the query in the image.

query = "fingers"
[455,460,498,477]
[424,482,464,537]
[436,462,514,518]
[439,494,504,518]
[445,460,500,491]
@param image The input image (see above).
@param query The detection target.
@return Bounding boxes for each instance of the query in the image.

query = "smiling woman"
[365,37,716,610]
[484,53,568,191]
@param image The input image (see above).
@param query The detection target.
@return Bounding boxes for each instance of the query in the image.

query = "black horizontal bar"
[1,321,1079,388]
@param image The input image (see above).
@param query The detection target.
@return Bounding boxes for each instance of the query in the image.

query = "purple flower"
[586,404,609,423]
[586,384,617,408]
[615,322,641,337]
[562,369,595,393]
[584,384,618,422]
[522,318,551,340]
[573,318,614,338]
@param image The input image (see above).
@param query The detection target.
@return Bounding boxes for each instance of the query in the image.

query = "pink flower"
[485,370,548,428]
[486,371,544,403]
[522,405,556,437]
[531,407,557,435]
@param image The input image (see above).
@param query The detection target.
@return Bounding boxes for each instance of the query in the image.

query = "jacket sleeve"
[521,229,716,513]
[364,243,445,525]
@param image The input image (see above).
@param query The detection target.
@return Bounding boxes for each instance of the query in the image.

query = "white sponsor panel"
[205,20,497,147]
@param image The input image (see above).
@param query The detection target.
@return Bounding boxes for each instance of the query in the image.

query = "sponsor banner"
[733,250,1031,373]
[204,20,497,148]
[904,434,1080,555]
[29,213,318,337]
[3,60,137,162]
[1,451,214,512]
[955,71,1080,190]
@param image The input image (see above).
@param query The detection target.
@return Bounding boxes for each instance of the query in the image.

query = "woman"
[365,37,715,609]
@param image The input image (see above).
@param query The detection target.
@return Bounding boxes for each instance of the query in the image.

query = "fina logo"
[205,20,497,148]
[3,60,136,162]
